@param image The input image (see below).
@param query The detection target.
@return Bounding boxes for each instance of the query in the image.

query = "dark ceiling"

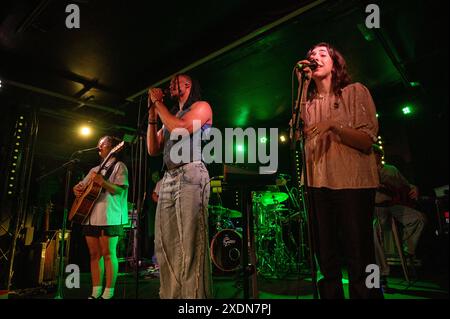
[0,0,449,189]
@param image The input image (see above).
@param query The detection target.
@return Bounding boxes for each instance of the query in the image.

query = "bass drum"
[210,229,242,272]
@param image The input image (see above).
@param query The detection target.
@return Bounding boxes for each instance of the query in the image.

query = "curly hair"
[306,42,352,100]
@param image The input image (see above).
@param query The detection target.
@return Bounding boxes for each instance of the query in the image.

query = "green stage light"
[402,105,413,115]
[236,144,244,152]
[260,137,267,144]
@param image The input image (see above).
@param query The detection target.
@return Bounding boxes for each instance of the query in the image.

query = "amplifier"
[31,230,71,285]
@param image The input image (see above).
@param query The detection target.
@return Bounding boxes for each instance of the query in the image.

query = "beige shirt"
[301,82,379,189]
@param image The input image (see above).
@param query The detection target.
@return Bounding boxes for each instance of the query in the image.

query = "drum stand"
[254,200,298,279]
[240,186,259,299]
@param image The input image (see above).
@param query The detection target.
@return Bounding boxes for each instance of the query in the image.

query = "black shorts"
[82,225,124,237]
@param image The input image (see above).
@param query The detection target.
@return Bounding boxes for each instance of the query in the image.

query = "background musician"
[372,144,426,289]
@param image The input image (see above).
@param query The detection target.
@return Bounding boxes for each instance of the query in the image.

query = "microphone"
[75,147,99,154]
[296,60,319,71]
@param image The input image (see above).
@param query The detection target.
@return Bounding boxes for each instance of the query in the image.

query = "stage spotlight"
[279,134,287,143]
[79,125,92,137]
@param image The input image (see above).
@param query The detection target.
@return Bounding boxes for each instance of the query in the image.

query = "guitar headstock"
[109,140,125,156]
[103,140,125,161]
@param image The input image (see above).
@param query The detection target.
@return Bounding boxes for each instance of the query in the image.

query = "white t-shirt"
[79,159,129,226]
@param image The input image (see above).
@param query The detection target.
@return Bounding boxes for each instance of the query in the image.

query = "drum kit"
[208,187,308,278]
[209,205,243,272]
[252,191,306,278]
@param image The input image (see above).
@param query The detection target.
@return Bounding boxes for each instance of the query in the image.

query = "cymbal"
[208,205,242,218]
[226,209,242,218]
[260,192,289,206]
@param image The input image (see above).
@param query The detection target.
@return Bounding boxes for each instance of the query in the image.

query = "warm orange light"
[79,126,92,137]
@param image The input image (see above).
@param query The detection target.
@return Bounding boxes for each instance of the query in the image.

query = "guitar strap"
[101,160,118,192]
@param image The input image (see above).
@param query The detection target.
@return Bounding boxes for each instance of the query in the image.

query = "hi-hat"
[260,192,289,206]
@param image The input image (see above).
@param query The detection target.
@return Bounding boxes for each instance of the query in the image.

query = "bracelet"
[148,121,157,125]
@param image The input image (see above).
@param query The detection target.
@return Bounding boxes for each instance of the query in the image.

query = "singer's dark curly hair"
[306,42,352,100]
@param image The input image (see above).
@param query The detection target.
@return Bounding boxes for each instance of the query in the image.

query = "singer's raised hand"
[148,87,164,105]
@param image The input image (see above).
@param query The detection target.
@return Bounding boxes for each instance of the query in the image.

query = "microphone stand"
[290,70,318,299]
[36,156,80,299]
[280,182,307,263]
[126,96,150,299]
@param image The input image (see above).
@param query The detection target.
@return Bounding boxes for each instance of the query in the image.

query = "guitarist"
[372,144,426,289]
[72,136,128,299]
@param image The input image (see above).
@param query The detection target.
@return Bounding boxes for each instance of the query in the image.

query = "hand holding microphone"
[147,87,165,109]
[295,59,318,81]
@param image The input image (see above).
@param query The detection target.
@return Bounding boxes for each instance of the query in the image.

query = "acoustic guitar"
[68,141,125,223]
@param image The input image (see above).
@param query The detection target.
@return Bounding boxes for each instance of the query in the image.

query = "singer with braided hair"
[146,74,213,299]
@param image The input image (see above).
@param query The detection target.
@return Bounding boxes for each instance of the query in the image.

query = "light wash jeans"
[155,161,212,298]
